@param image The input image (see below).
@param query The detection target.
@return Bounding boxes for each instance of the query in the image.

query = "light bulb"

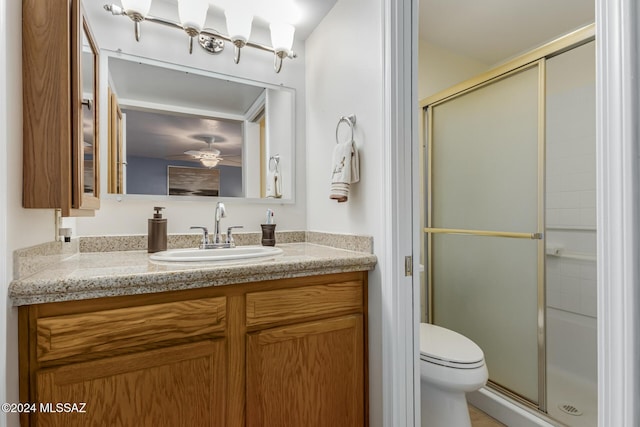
[225,8,253,45]
[121,0,152,19]
[270,22,295,54]
[178,0,209,35]
[200,158,220,168]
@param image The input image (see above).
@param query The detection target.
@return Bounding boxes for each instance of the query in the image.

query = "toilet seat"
[420,323,485,369]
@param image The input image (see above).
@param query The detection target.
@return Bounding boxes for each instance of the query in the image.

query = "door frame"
[382,0,419,425]
[397,0,640,426]
[595,0,640,426]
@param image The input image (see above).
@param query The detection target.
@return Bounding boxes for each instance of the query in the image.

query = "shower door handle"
[424,228,543,240]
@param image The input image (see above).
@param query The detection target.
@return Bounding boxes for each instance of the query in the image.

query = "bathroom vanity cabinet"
[18,272,368,426]
[22,0,100,216]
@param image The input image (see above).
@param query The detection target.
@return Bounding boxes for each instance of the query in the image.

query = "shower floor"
[546,365,597,427]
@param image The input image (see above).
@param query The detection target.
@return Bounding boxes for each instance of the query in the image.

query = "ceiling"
[123,108,244,166]
[419,0,595,65]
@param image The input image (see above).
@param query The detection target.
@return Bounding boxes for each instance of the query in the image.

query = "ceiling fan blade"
[166,154,200,161]
[183,150,202,157]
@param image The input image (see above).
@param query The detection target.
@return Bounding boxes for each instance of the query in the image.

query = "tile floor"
[469,404,507,427]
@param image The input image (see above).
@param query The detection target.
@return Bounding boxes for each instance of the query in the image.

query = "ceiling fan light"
[178,0,209,34]
[121,0,152,19]
[200,157,221,168]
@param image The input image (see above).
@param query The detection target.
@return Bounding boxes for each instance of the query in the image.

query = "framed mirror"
[102,51,295,201]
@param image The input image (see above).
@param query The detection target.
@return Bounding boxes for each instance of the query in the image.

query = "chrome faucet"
[190,202,244,249]
[213,202,226,245]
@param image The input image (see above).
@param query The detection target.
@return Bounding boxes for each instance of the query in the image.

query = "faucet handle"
[226,226,244,246]
[190,226,209,247]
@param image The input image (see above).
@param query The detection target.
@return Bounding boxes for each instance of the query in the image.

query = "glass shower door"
[425,63,544,405]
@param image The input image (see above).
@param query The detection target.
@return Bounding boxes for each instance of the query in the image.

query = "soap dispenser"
[148,207,167,253]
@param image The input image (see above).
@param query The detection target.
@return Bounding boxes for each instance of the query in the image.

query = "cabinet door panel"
[37,297,226,362]
[35,340,226,427]
[247,315,364,427]
[246,281,363,328]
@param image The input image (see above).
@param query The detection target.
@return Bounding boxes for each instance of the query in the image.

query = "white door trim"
[596,0,640,426]
[382,0,417,425]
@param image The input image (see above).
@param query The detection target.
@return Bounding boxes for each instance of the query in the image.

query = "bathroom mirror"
[103,52,295,201]
[77,12,100,211]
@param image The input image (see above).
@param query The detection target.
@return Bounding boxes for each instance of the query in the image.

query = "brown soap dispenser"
[148,206,167,253]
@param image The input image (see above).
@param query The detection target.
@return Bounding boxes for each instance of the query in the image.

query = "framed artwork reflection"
[168,166,220,197]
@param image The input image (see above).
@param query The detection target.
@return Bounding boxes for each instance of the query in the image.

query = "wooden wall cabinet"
[22,0,100,217]
[19,273,368,426]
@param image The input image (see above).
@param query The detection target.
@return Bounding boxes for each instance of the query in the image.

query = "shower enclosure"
[420,26,596,426]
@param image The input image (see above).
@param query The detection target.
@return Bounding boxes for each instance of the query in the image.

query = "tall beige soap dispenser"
[148,207,167,253]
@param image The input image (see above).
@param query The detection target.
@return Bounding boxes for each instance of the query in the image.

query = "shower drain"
[558,403,583,416]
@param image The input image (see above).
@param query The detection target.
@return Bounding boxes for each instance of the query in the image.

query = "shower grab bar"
[424,227,543,240]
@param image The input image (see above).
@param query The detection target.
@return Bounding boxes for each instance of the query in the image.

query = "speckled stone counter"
[9,243,377,306]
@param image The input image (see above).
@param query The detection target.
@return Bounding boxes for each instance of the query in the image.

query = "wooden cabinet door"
[34,340,226,427]
[246,315,364,427]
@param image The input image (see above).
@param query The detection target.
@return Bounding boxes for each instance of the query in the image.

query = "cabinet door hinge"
[404,256,413,277]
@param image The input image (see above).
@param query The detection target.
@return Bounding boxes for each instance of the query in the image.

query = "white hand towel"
[266,169,282,198]
[330,140,360,202]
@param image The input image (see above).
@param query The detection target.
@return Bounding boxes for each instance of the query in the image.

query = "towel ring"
[269,155,280,172]
[335,114,356,144]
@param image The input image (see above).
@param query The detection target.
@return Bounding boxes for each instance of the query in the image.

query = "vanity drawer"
[246,281,363,328]
[36,297,226,362]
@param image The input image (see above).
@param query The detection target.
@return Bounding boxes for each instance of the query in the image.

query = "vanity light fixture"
[103,0,297,73]
[225,5,253,64]
[270,22,295,73]
[119,0,152,41]
[178,0,209,54]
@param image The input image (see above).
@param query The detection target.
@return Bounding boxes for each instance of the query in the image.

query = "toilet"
[420,323,489,427]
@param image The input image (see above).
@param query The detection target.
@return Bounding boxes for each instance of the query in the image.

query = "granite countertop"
[9,243,377,306]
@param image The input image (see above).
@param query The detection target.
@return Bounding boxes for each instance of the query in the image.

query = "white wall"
[77,0,307,235]
[305,0,384,424]
[265,88,294,199]
[417,40,490,101]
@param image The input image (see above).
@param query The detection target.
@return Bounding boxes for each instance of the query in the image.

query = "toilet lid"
[419,323,485,368]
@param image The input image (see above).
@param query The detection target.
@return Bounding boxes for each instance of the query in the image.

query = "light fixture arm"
[103,4,297,71]
[232,40,245,64]
[134,21,142,41]
[274,51,285,73]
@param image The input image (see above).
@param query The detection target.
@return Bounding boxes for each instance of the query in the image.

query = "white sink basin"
[149,245,284,262]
